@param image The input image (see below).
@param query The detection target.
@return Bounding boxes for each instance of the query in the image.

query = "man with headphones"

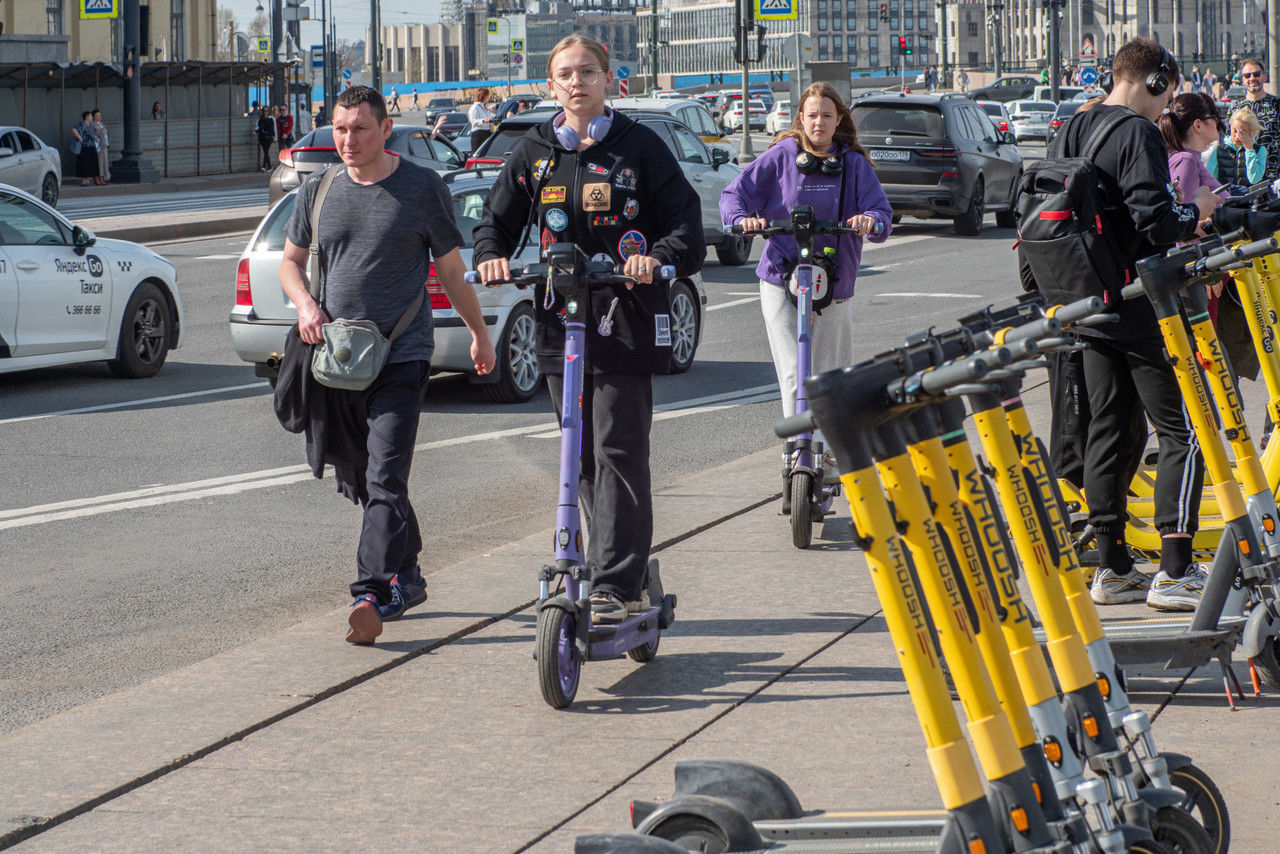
[1055,39,1218,607]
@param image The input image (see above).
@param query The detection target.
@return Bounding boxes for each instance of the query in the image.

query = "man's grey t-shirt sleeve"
[423,170,463,258]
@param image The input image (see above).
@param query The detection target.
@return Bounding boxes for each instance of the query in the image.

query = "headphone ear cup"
[820,155,843,175]
[587,114,611,141]
[1099,71,1114,94]
[795,151,818,174]
[554,119,580,150]
[1146,73,1169,96]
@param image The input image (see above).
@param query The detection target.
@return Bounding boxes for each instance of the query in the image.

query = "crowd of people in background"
[250,101,296,171]
[69,108,110,186]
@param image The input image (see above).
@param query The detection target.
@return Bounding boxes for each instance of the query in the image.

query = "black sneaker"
[589,591,628,624]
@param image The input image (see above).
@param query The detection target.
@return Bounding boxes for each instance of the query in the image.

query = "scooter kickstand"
[1219,662,1238,710]
[1249,658,1264,696]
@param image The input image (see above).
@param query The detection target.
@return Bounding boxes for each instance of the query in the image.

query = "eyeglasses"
[1243,71,1263,79]
[553,67,603,84]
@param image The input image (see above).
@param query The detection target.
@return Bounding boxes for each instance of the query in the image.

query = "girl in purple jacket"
[720,83,891,482]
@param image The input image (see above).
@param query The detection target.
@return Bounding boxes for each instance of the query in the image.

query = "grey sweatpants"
[759,279,857,419]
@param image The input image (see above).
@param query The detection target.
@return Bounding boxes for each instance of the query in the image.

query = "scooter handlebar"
[774,410,817,439]
[728,219,875,236]
[465,262,676,287]
[1121,282,1146,301]
[919,353,991,395]
[1199,236,1279,271]
[1048,295,1106,325]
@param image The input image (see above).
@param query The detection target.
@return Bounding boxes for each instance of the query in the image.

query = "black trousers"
[546,372,654,601]
[1048,348,1147,490]
[350,360,429,601]
[258,139,273,168]
[1082,335,1203,538]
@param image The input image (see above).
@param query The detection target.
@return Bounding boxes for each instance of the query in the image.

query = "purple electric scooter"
[467,243,678,709]
[731,206,877,549]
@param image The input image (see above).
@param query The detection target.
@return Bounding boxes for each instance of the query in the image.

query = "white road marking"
[864,233,932,250]
[707,296,760,311]
[194,253,242,260]
[878,292,980,299]
[0,383,269,426]
[0,385,781,530]
[723,291,758,296]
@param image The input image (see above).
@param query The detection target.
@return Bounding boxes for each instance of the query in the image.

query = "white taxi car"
[0,184,182,378]
[229,169,707,402]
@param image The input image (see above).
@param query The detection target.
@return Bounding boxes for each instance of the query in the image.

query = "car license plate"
[870,149,909,162]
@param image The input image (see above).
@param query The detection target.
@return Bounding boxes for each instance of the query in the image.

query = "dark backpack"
[1014,109,1138,307]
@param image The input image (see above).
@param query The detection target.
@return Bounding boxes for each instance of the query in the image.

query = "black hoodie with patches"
[472,111,705,375]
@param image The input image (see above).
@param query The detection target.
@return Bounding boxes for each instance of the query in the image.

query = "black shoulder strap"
[308,164,346,303]
[1052,107,1135,161]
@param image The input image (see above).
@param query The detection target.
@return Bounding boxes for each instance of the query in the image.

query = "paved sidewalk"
[3,441,1279,851]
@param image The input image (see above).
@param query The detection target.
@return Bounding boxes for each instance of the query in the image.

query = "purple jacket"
[719,136,892,300]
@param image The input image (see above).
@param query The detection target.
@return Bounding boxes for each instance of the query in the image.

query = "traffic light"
[879,3,889,21]
[898,36,907,55]
[756,23,768,61]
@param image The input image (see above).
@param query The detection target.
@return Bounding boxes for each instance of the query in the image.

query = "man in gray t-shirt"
[279,86,495,646]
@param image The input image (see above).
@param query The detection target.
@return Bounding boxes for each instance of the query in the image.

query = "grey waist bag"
[307,165,425,392]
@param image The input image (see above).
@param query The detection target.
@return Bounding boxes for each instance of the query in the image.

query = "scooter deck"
[754,812,945,851]
[587,607,662,659]
[1033,617,1244,670]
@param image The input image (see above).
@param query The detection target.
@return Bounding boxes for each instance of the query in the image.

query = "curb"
[93,215,263,243]
[59,173,263,200]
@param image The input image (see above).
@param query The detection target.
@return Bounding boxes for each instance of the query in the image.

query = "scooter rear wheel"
[791,472,813,549]
[648,814,730,854]
[1249,631,1280,693]
[1152,805,1215,854]
[1169,763,1230,854]
[537,607,580,709]
[628,634,660,662]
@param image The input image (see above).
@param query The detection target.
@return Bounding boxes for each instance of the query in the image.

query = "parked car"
[765,100,792,134]
[1032,85,1085,103]
[0,183,182,377]
[0,126,62,207]
[229,171,707,399]
[1044,100,1085,154]
[851,92,1023,235]
[607,97,727,144]
[725,99,767,132]
[268,125,464,203]
[1007,100,1056,141]
[465,109,750,265]
[968,75,1037,103]
[494,93,544,121]
[976,101,1013,134]
[422,97,458,123]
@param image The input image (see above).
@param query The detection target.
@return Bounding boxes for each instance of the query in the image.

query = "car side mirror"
[1000,130,1017,145]
[711,147,731,168]
[72,224,96,254]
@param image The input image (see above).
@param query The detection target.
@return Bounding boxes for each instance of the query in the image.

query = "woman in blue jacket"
[720,83,891,488]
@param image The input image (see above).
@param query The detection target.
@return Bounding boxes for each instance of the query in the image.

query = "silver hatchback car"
[0,126,62,207]
[229,170,706,402]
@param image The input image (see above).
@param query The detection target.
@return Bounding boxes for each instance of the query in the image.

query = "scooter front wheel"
[1152,805,1215,854]
[647,814,730,854]
[791,472,813,549]
[628,634,660,662]
[537,606,580,708]
[1169,763,1230,854]
[1249,631,1280,692]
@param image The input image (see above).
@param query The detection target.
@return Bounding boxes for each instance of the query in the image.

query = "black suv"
[852,93,1023,235]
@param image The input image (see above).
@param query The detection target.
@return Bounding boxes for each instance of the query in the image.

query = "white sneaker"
[1146,565,1207,611]
[1090,566,1150,605]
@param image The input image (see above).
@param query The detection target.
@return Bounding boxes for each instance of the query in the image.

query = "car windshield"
[296,128,333,148]
[254,194,297,252]
[852,105,946,138]
[477,126,531,158]
[979,104,1004,117]
[1015,101,1054,114]
[1054,102,1083,118]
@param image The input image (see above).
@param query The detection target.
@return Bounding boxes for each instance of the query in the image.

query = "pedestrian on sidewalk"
[92,109,111,185]
[390,89,401,113]
[151,100,164,120]
[71,111,99,186]
[468,87,494,152]
[278,85,496,644]
[412,88,419,109]
[473,35,705,624]
[1226,57,1280,181]
[1036,39,1212,612]
[718,81,892,509]
[256,106,277,171]
[277,103,295,151]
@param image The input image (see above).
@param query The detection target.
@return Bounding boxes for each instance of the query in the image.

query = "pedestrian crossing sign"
[755,0,797,20]
[257,37,271,53]
[486,18,499,34]
[511,38,524,53]
[80,0,119,19]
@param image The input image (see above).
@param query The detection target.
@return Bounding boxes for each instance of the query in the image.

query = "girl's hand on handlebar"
[847,214,878,236]
[477,257,511,286]
[622,254,661,287]
[738,216,769,233]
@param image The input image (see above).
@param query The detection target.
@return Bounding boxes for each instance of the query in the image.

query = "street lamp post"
[988,0,1003,77]
[937,0,948,89]
[650,0,659,93]
[370,0,381,96]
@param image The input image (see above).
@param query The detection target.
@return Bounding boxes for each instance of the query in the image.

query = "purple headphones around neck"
[554,108,613,149]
